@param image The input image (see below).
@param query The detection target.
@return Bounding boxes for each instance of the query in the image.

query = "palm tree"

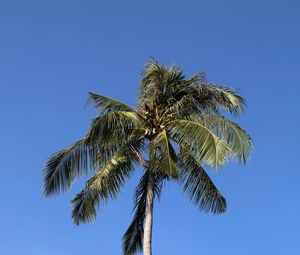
[43,60,252,255]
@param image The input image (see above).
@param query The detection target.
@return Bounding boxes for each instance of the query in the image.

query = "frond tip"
[87,92,136,114]
[43,140,93,197]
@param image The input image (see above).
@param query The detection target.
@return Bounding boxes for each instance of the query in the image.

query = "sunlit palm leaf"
[168,119,231,169]
[201,115,253,164]
[87,111,143,143]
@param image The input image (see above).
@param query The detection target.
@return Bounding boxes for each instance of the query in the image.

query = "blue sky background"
[0,0,299,254]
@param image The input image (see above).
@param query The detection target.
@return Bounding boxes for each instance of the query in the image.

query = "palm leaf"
[88,92,136,114]
[43,110,143,197]
[161,74,247,119]
[72,139,144,225]
[86,111,145,164]
[201,115,253,164]
[178,148,226,214]
[164,73,205,104]
[43,140,98,197]
[87,111,143,141]
[149,130,179,178]
[196,85,246,114]
[165,94,199,117]
[168,119,231,169]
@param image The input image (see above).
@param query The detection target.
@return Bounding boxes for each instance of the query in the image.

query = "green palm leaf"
[87,111,143,142]
[165,94,199,117]
[88,92,136,114]
[86,111,145,168]
[43,140,98,196]
[201,115,253,164]
[43,111,143,197]
[196,85,246,114]
[162,74,245,116]
[178,148,226,214]
[168,119,231,169]
[149,130,179,178]
[72,140,144,225]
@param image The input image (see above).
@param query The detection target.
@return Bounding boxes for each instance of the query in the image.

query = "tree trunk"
[143,171,154,255]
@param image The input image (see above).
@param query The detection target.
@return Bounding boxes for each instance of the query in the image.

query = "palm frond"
[86,111,144,153]
[122,171,163,255]
[165,94,199,117]
[88,92,136,114]
[149,130,179,178]
[168,119,231,169]
[201,115,253,164]
[163,74,246,116]
[196,85,246,114]
[72,139,144,225]
[43,110,143,198]
[165,73,206,102]
[43,140,98,197]
[178,148,226,214]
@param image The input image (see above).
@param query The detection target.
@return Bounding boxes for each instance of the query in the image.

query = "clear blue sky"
[0,0,299,254]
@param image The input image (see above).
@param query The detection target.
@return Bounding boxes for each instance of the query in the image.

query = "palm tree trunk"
[143,171,154,255]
